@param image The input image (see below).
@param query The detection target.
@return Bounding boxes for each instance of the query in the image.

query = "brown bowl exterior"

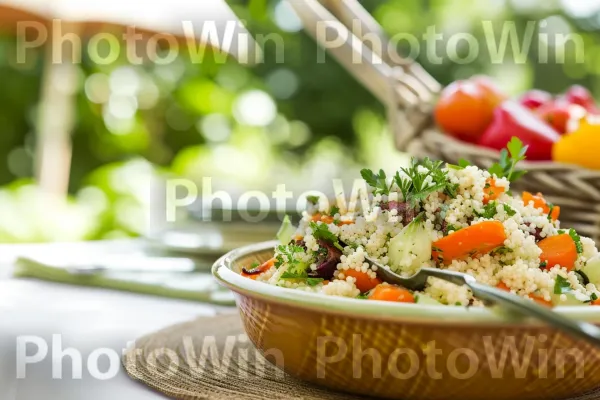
[217,245,600,400]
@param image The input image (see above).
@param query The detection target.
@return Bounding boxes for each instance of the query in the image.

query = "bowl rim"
[212,240,600,326]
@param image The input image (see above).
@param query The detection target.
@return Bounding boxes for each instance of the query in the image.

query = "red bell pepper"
[478,100,560,161]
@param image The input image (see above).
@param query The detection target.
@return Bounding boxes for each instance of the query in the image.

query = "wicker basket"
[289,0,600,242]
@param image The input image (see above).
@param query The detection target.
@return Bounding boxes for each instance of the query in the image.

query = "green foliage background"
[0,0,598,242]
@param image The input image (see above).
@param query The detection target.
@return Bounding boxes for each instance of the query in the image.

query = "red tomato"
[565,85,598,113]
[472,75,507,108]
[435,80,495,143]
[537,100,573,134]
[519,89,553,110]
[478,101,560,161]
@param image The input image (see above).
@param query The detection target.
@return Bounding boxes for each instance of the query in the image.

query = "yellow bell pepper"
[553,120,600,170]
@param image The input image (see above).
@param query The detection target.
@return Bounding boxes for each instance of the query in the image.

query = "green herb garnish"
[459,159,472,167]
[503,204,516,217]
[547,204,554,222]
[306,195,320,205]
[488,137,528,182]
[540,261,547,269]
[568,228,583,254]
[475,201,497,219]
[361,169,391,195]
[362,158,458,206]
[329,205,340,216]
[250,262,259,268]
[445,224,459,234]
[356,293,369,300]
[274,244,306,274]
[592,293,598,301]
[447,159,472,170]
[393,158,458,205]
[309,222,344,251]
[554,275,573,295]
[492,246,513,256]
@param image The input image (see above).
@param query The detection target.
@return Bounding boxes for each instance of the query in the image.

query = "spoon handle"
[468,281,600,347]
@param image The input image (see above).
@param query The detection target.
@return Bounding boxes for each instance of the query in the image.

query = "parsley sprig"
[360,169,391,195]
[447,158,472,170]
[309,221,344,251]
[274,244,324,286]
[554,275,573,295]
[394,158,458,205]
[503,204,516,216]
[361,158,459,206]
[274,244,306,272]
[306,195,320,205]
[488,137,528,182]
[475,201,497,219]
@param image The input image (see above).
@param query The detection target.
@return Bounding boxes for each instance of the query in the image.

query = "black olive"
[575,270,590,286]
[308,239,342,280]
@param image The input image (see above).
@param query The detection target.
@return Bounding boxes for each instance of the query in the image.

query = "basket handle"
[324,0,440,96]
[286,0,440,149]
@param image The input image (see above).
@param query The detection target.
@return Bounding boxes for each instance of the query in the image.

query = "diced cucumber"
[551,292,588,306]
[415,294,444,306]
[388,218,432,273]
[276,215,297,245]
[582,255,600,286]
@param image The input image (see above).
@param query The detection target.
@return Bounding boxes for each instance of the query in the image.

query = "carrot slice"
[529,293,553,307]
[368,284,415,303]
[344,269,381,293]
[432,221,507,263]
[498,281,552,307]
[522,191,560,221]
[311,213,353,226]
[311,213,333,224]
[241,258,275,280]
[592,299,600,306]
[483,178,505,204]
[538,234,577,271]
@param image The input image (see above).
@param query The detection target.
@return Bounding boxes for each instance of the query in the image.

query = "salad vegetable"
[478,101,560,161]
[388,215,432,273]
[368,284,415,303]
[276,215,296,245]
[538,234,578,272]
[432,221,507,264]
[241,139,600,308]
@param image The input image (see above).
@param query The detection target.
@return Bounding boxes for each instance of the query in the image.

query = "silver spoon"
[364,254,600,347]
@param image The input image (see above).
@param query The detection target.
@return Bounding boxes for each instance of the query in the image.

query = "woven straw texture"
[122,313,367,399]
[123,313,600,400]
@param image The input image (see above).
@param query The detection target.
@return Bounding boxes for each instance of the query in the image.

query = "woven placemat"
[123,313,600,400]
[122,313,368,399]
